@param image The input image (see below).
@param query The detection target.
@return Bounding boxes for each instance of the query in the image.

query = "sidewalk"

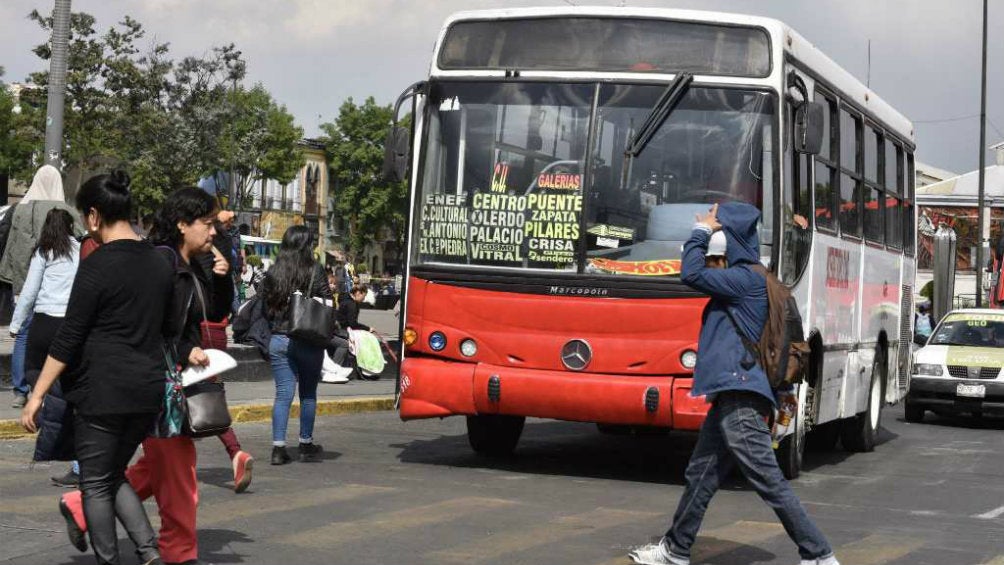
[0,308,402,384]
[0,308,402,438]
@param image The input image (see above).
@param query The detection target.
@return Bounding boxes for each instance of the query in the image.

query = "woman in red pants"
[61,188,231,565]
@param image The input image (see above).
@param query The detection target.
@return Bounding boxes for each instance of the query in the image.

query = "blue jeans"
[269,334,323,446]
[665,391,832,561]
[11,314,32,396]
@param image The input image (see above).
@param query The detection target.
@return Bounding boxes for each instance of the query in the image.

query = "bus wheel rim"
[869,370,882,429]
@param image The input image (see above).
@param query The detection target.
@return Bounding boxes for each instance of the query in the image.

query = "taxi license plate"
[957,383,986,398]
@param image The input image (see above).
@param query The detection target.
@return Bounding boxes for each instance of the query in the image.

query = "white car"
[907,308,1004,422]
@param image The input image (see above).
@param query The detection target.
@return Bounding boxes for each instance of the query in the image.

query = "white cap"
[707,231,727,257]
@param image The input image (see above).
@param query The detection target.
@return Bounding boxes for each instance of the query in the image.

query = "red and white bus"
[388,7,917,478]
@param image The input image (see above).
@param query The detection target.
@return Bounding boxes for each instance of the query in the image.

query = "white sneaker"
[800,556,840,565]
[628,540,690,565]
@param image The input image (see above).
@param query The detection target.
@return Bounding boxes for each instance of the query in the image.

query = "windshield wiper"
[624,72,694,158]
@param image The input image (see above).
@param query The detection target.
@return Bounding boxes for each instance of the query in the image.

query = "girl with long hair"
[263,224,331,464]
[11,209,80,481]
[21,171,172,565]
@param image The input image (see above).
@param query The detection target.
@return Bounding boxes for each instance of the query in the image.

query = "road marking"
[596,520,783,565]
[431,507,657,563]
[276,496,517,548]
[832,534,924,565]
[980,556,1004,565]
[974,505,1004,520]
[199,483,395,525]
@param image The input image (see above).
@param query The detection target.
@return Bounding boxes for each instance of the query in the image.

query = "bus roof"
[435,6,913,143]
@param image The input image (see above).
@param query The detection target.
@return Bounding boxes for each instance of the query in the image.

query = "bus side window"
[781,102,812,284]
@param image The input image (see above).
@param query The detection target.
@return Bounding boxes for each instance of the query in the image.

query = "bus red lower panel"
[399,357,709,430]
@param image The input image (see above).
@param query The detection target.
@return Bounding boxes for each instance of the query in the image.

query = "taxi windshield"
[929,317,1004,347]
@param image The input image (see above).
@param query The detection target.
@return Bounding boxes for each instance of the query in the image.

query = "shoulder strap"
[723,306,760,370]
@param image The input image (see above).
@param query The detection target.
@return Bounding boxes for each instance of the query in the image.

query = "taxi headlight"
[912,363,943,376]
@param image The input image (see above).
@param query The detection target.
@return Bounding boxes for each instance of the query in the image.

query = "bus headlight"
[403,327,418,347]
[681,350,698,369]
[460,339,478,357]
[912,363,943,376]
[428,331,447,352]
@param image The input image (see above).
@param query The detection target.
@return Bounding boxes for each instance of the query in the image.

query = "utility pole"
[44,0,71,169]
[976,0,988,307]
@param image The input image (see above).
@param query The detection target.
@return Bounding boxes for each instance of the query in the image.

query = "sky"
[0,0,1000,175]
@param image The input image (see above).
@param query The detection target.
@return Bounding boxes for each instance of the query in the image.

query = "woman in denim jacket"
[11,209,80,481]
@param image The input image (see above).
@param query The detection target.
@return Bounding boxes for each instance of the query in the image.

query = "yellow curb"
[0,395,395,441]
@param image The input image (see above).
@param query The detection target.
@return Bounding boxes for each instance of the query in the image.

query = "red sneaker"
[232,451,254,494]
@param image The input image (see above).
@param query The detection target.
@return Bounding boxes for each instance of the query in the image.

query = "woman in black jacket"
[262,225,332,465]
[21,171,171,565]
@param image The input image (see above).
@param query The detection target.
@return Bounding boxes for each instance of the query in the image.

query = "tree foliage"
[217,84,304,211]
[0,68,39,187]
[320,97,407,259]
[23,10,303,216]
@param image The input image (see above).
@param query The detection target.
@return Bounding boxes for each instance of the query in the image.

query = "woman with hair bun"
[21,170,172,565]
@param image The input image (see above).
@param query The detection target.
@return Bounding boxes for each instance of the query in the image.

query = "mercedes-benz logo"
[561,339,592,371]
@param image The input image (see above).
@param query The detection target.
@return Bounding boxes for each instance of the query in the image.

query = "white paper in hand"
[181,349,238,387]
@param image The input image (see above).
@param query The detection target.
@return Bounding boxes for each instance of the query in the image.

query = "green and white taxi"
[906,309,1004,422]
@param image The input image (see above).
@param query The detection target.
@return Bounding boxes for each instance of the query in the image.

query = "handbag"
[151,347,187,439]
[182,380,232,438]
[192,276,229,351]
[288,290,333,346]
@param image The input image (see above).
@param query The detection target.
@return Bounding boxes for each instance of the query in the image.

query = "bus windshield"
[413,80,776,278]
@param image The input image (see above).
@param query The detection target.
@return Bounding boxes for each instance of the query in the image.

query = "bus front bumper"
[398,357,709,430]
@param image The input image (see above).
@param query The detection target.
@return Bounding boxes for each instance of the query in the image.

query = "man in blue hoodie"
[629,202,837,565]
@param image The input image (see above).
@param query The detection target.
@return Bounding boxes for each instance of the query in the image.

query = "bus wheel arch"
[841,343,887,453]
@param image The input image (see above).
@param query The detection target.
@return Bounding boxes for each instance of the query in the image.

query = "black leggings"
[74,412,160,565]
[25,312,63,386]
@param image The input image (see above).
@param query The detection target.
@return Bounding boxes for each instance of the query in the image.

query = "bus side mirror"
[382,126,410,182]
[794,101,825,155]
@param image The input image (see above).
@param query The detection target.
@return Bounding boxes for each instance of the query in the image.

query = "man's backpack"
[727,264,811,388]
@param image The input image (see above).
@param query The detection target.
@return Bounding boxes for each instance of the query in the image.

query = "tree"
[25,10,304,216]
[216,84,304,211]
[0,68,39,194]
[320,97,407,260]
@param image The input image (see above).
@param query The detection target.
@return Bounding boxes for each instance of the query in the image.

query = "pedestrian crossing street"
[3,477,1004,565]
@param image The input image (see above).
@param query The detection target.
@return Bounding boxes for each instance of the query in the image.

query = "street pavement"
[2,404,1004,565]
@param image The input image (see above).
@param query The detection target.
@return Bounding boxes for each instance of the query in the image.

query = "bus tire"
[841,350,885,453]
[775,413,805,480]
[775,382,807,479]
[904,399,925,423]
[466,415,525,456]
[806,421,841,452]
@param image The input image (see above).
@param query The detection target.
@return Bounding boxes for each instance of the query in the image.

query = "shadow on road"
[397,417,898,488]
[904,413,1004,430]
[199,528,254,563]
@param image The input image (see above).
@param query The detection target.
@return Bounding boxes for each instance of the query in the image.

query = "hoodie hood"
[717,201,761,266]
[22,165,65,203]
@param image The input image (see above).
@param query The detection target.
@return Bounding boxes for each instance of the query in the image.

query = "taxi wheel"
[467,415,525,456]
[904,399,925,423]
[841,351,885,453]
